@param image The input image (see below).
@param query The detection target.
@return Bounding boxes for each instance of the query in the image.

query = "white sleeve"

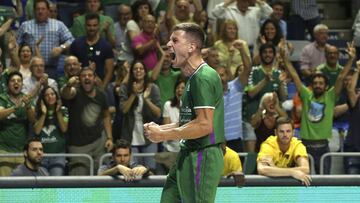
[162,101,171,118]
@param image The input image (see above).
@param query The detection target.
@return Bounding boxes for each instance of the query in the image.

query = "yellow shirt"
[257,136,308,168]
[223,147,243,176]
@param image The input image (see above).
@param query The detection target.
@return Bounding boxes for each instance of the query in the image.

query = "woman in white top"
[119,60,161,171]
[162,79,185,152]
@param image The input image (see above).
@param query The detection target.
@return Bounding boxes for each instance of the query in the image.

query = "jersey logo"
[307,101,325,123]
[7,113,17,119]
[42,124,56,136]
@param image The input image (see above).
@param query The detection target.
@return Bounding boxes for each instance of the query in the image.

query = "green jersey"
[244,65,283,121]
[299,85,337,140]
[152,69,181,109]
[179,63,225,149]
[0,93,30,152]
[38,107,68,153]
[316,63,343,87]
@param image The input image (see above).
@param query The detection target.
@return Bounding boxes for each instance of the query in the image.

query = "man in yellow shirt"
[222,144,243,176]
[257,117,311,186]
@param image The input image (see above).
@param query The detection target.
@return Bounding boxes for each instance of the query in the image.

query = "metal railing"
[0,151,317,176]
[0,153,95,175]
[320,152,360,175]
[100,152,315,175]
[308,154,315,175]
[2,175,360,188]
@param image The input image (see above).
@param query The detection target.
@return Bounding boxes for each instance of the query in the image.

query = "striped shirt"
[17,18,74,66]
[291,0,319,20]
[224,78,244,141]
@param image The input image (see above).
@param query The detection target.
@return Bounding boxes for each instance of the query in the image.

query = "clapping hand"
[143,85,151,99]
[36,35,44,47]
[40,100,47,115]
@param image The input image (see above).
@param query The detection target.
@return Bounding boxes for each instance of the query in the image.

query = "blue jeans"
[132,143,158,171]
[42,156,66,176]
[302,139,331,174]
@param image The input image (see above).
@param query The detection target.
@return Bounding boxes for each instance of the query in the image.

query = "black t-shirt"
[66,87,109,146]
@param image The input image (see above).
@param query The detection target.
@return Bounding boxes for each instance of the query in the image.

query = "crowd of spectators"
[0,0,360,181]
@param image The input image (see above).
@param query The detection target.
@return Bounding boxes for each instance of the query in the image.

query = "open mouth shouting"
[169,52,176,61]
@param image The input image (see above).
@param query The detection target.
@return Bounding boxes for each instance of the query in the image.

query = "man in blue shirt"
[17,0,74,79]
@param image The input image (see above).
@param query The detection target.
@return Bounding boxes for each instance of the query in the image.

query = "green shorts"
[160,145,224,203]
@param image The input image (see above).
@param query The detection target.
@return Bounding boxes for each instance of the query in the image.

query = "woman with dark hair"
[109,60,130,142]
[119,60,161,172]
[33,86,68,176]
[261,19,283,46]
[253,19,293,65]
[162,78,185,152]
[131,0,154,28]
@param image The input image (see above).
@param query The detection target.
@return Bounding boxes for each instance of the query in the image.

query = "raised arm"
[281,46,303,93]
[346,60,360,108]
[15,0,23,19]
[192,0,204,24]
[150,44,165,81]
[61,76,78,100]
[8,33,21,69]
[233,39,252,85]
[212,0,236,19]
[334,42,356,97]
[165,0,176,30]
[257,0,273,20]
[102,20,116,47]
[0,18,14,37]
[133,38,157,56]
